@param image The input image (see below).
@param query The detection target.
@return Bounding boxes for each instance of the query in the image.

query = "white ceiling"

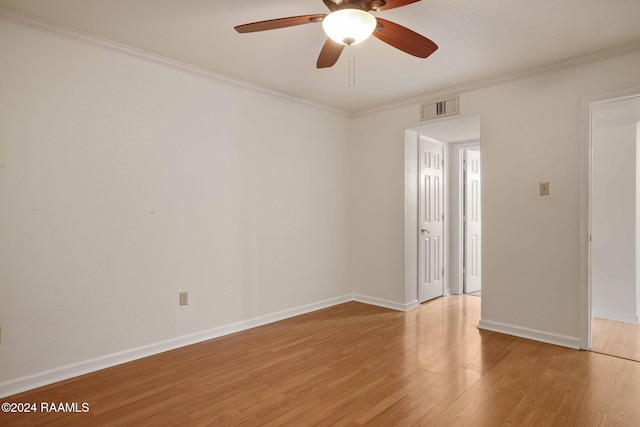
[1,0,640,114]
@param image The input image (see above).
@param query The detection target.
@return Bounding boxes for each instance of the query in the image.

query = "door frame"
[579,85,640,350]
[404,130,449,307]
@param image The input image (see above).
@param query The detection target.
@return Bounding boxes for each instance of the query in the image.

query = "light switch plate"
[179,292,188,306]
[540,182,549,196]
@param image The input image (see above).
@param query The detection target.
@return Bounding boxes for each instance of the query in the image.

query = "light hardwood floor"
[2,295,640,426]
[592,317,640,362]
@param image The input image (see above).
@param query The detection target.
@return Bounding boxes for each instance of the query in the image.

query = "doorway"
[582,89,640,360]
[404,116,481,305]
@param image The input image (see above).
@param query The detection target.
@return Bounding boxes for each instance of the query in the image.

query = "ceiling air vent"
[420,96,459,121]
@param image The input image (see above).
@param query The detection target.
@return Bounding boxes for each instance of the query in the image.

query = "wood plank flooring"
[592,317,640,362]
[2,295,640,426]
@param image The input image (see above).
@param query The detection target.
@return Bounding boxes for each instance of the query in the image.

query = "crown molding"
[354,39,640,118]
[0,8,352,118]
[2,7,639,120]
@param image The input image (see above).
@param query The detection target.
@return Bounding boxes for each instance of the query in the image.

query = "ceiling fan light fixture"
[322,9,376,46]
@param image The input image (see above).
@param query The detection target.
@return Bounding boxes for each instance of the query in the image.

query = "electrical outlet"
[540,182,549,196]
[179,292,188,306]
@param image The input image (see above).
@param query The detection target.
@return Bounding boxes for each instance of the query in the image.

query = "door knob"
[421,228,430,233]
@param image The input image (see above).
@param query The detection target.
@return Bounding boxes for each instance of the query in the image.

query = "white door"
[464,149,481,293]
[418,138,444,303]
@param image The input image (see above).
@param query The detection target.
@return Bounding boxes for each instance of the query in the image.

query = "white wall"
[3,12,640,397]
[351,50,640,347]
[637,121,640,318]
[591,118,639,323]
[0,20,352,391]
[352,106,416,304]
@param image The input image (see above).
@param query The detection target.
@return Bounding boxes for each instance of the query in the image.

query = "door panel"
[419,138,444,303]
[464,149,481,293]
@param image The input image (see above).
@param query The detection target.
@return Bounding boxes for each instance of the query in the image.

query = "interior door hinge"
[442,268,445,276]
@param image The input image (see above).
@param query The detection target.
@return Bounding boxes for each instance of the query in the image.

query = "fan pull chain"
[348,48,356,87]
[353,54,356,86]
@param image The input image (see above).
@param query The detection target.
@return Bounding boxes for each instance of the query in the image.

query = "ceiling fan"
[234,0,438,68]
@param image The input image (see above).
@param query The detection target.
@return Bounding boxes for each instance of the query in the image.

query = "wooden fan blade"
[322,0,338,12]
[317,38,345,68]
[372,18,438,58]
[235,14,325,33]
[367,0,420,11]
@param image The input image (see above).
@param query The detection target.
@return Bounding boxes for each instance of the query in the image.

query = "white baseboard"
[353,294,417,312]
[478,319,581,350]
[0,294,352,398]
[592,309,640,325]
[405,299,420,311]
